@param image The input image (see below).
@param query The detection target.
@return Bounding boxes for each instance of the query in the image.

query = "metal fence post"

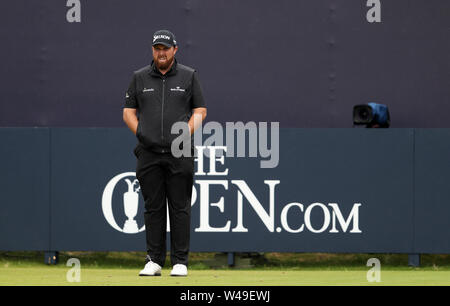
[227,252,235,267]
[44,251,59,265]
[408,254,421,267]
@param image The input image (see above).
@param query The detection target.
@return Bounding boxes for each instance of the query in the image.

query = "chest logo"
[170,86,186,92]
[143,88,155,93]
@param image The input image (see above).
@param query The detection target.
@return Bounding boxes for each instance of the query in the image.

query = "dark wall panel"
[414,129,450,253]
[1,128,450,253]
[0,128,50,250]
[50,128,142,250]
[0,1,448,127]
[334,1,450,128]
[186,0,330,126]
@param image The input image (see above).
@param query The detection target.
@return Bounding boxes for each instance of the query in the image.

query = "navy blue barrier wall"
[414,129,450,253]
[0,128,51,250]
[0,128,449,253]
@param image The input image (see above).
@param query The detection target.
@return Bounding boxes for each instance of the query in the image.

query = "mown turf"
[0,252,449,286]
[1,266,449,286]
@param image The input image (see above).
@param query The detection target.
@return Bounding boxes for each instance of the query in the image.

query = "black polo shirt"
[125,59,206,153]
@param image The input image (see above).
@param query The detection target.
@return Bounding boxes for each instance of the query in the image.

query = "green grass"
[0,252,449,286]
[1,267,449,286]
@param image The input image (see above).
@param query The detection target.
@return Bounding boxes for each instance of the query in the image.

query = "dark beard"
[155,57,174,71]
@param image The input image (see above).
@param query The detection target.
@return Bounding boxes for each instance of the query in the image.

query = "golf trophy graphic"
[122,178,141,233]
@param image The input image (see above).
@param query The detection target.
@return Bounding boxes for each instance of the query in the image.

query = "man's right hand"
[123,108,139,135]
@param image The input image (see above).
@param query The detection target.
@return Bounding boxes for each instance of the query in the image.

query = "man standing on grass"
[123,30,207,277]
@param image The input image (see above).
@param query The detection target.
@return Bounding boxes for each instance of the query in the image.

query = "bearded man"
[123,30,207,277]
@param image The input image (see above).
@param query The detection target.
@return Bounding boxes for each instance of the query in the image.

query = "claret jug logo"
[102,172,145,234]
[102,172,197,234]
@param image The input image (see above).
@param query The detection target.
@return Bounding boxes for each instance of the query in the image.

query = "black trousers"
[135,145,194,267]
